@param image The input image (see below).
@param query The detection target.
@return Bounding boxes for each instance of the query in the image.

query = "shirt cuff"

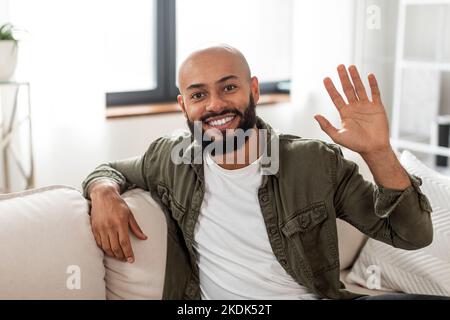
[82,170,126,199]
[373,173,432,218]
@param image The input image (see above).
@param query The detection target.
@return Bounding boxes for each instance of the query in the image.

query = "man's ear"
[250,76,260,104]
[177,94,187,118]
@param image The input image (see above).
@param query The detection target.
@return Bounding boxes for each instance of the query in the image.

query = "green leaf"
[0,23,18,41]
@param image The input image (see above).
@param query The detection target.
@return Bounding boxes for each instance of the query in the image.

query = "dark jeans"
[355,293,450,300]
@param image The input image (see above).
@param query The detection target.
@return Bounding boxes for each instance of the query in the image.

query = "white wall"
[289,0,373,178]
[355,0,398,120]
[0,0,8,22]
[290,0,356,141]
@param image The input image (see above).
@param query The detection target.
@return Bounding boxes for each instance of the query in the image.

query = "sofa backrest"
[0,186,106,299]
[105,188,167,299]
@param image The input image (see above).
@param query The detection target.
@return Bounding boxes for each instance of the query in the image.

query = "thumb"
[129,213,148,240]
[314,115,338,141]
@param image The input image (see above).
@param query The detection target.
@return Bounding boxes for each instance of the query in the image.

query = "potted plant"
[0,23,20,81]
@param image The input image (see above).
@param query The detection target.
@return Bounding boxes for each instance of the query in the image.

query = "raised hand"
[314,65,391,155]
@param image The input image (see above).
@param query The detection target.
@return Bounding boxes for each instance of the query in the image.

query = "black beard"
[186,94,257,155]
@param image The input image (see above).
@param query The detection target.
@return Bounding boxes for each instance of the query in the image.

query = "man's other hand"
[89,181,148,263]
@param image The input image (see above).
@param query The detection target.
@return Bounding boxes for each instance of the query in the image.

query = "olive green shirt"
[82,117,433,300]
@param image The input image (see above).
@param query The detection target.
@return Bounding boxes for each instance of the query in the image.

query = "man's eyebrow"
[216,75,238,84]
[185,83,205,91]
[185,75,239,91]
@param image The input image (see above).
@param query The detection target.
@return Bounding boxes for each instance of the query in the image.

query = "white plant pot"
[0,40,18,81]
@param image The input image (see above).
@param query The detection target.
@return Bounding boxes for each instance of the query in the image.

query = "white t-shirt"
[193,151,320,300]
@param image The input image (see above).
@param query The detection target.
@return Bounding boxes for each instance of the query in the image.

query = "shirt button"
[300,215,310,228]
[270,228,277,235]
[261,195,269,202]
[280,259,287,266]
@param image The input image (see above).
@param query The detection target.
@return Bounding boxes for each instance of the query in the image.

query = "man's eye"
[191,92,204,100]
[224,84,236,92]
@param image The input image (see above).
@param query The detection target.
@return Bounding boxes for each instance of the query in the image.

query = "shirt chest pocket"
[281,204,328,235]
[281,202,339,275]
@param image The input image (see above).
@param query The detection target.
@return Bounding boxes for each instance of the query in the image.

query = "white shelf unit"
[391,0,450,160]
[0,82,34,193]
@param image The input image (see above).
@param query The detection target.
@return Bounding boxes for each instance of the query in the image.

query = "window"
[105,0,157,93]
[106,0,177,106]
[106,0,292,107]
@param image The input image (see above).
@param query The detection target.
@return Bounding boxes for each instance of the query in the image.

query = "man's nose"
[206,94,227,113]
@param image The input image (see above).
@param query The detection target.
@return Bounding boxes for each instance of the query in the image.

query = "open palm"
[315,65,390,155]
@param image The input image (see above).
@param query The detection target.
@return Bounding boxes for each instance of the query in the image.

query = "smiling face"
[177,45,260,152]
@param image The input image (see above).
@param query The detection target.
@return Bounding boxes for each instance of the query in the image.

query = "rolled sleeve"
[81,154,150,199]
[329,142,434,250]
[374,173,433,218]
[81,165,130,199]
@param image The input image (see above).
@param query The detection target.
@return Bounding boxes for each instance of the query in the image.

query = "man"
[82,45,439,300]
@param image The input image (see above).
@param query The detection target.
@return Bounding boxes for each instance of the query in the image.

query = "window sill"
[106,93,290,119]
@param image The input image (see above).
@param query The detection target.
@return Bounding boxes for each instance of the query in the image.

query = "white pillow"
[104,188,167,300]
[346,151,450,296]
[0,186,106,299]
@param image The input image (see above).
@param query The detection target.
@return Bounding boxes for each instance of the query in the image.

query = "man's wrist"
[88,179,120,200]
[360,145,394,164]
[360,146,411,190]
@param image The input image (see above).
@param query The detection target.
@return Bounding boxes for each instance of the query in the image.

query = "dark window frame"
[106,0,290,107]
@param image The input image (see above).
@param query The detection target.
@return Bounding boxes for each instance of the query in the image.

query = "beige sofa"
[0,185,390,299]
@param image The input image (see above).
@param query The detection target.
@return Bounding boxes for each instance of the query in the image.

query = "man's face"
[177,49,260,152]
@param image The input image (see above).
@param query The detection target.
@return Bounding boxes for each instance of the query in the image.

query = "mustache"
[200,108,243,122]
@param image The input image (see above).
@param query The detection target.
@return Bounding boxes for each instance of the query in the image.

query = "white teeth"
[208,116,235,127]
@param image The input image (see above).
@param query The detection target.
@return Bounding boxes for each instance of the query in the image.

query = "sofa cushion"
[104,188,167,299]
[346,151,450,296]
[336,148,371,270]
[0,186,106,299]
[337,219,368,270]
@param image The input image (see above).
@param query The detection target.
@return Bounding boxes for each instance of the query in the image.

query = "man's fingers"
[323,77,346,110]
[109,231,126,261]
[337,64,358,103]
[99,231,115,257]
[129,213,148,240]
[314,115,339,142]
[348,65,368,101]
[368,73,382,104]
[118,229,135,263]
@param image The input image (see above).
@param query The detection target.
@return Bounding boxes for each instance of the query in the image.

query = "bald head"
[176,44,260,140]
[177,44,252,94]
